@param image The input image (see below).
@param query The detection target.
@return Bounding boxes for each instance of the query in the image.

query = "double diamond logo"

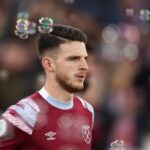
[82,125,91,144]
[45,131,56,140]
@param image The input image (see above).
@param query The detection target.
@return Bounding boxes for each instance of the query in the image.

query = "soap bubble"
[15,12,55,38]
[15,12,29,39]
[0,69,9,80]
[126,8,134,17]
[17,12,29,19]
[110,140,124,150]
[38,17,54,33]
[28,22,37,35]
[139,9,150,21]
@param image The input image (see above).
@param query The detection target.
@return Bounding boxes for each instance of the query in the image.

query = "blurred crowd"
[0,0,150,149]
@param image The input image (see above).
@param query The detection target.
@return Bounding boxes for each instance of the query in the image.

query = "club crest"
[82,125,91,144]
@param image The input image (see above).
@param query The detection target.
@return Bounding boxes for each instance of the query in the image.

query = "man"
[0,24,94,150]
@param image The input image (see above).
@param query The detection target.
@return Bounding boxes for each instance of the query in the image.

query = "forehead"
[58,41,87,57]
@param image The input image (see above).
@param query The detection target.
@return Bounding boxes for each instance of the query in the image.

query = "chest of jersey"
[24,102,92,150]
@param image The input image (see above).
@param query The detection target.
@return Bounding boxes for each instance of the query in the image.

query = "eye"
[84,56,88,61]
[68,56,80,60]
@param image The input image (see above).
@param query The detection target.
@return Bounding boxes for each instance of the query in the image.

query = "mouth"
[77,76,84,78]
[75,75,85,81]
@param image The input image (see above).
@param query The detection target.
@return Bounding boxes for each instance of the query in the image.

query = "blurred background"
[0,0,150,149]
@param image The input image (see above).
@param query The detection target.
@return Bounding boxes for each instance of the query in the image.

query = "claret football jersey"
[0,88,94,150]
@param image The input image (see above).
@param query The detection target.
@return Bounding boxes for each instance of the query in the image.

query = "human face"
[54,41,88,93]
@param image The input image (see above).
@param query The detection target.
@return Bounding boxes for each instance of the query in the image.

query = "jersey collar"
[38,87,73,110]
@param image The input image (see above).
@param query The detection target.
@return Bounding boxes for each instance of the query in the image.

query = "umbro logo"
[45,131,56,140]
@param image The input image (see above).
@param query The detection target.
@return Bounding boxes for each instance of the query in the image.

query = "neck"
[44,80,74,102]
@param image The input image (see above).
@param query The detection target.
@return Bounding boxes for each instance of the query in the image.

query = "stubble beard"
[56,74,84,93]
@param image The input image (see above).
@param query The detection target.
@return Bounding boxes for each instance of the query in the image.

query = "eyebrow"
[65,55,88,60]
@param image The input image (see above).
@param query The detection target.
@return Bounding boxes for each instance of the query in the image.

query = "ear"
[41,57,55,72]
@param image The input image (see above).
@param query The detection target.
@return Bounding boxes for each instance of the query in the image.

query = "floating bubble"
[126,8,134,17]
[139,9,150,21]
[17,12,29,19]
[15,12,30,39]
[16,20,28,30]
[122,24,140,43]
[19,33,29,39]
[110,140,124,150]
[15,13,55,38]
[28,22,37,35]
[123,43,139,61]
[38,17,54,33]
[102,24,119,43]
[36,73,46,88]
[101,43,120,62]
[15,29,28,39]
[57,114,73,129]
[0,69,9,80]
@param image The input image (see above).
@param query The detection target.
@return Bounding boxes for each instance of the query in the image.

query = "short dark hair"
[37,24,87,58]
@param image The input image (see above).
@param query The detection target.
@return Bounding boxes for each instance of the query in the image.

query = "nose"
[79,58,88,71]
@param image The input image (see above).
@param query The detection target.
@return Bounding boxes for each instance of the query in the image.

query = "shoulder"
[75,96,94,115]
[75,96,95,128]
[2,94,40,135]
